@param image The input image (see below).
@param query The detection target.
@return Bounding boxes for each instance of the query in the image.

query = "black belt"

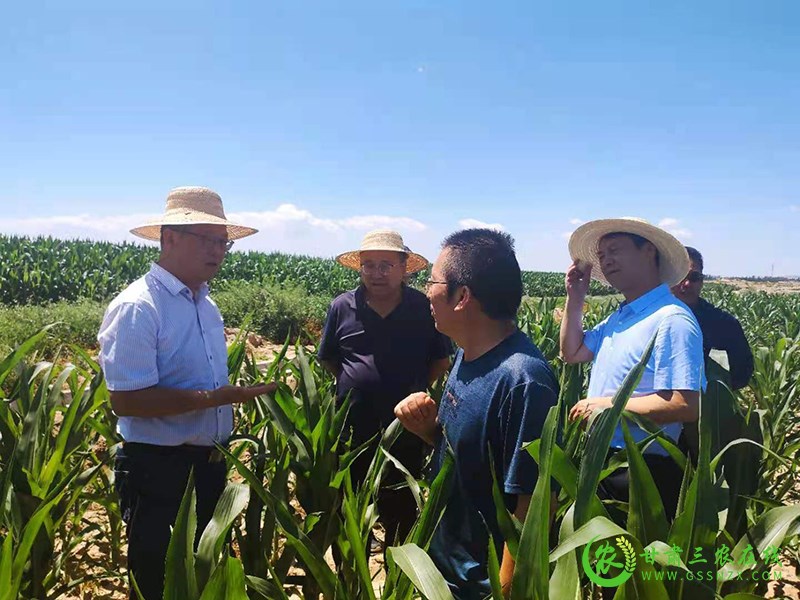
[123,441,226,463]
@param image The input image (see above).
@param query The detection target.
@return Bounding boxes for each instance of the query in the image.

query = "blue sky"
[1,1,798,276]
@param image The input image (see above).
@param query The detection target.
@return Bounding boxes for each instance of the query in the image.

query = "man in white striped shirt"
[98,187,273,600]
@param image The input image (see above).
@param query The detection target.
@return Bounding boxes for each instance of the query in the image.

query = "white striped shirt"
[98,263,231,446]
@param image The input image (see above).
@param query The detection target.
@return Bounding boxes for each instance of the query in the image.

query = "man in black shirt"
[671,246,754,389]
[319,229,452,546]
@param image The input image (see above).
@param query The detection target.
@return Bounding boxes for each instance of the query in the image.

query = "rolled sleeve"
[98,302,159,392]
[501,381,558,495]
[652,311,705,392]
[583,317,608,356]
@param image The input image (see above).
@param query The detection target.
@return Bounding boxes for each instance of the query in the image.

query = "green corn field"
[0,236,798,599]
[0,234,612,305]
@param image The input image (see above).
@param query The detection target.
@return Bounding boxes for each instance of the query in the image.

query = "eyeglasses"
[179,230,234,252]
[360,262,396,275]
[424,279,448,292]
[686,270,704,283]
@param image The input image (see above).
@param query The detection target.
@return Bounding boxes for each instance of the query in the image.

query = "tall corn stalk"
[0,328,119,599]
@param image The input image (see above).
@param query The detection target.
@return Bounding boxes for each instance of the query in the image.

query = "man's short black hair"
[440,228,522,320]
[685,246,704,271]
[599,232,660,268]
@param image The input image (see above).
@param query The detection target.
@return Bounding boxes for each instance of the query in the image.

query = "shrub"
[0,299,105,357]
[214,280,331,343]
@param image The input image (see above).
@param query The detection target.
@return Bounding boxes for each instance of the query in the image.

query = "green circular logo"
[582,535,637,587]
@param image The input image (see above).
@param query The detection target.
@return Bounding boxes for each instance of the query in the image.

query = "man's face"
[359,250,406,296]
[596,234,657,292]
[165,224,230,284]
[426,249,458,335]
[671,259,703,305]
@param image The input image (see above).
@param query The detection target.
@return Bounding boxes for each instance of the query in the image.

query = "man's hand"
[565,259,592,300]
[560,260,594,364]
[111,382,279,418]
[394,392,439,445]
[210,383,278,407]
[569,397,611,422]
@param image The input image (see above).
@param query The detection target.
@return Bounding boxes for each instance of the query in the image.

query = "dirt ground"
[715,278,800,294]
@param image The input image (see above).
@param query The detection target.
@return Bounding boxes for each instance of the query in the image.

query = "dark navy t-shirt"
[429,330,559,600]
[318,285,452,442]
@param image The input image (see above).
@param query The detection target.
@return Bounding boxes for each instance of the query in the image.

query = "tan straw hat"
[568,217,690,287]
[336,229,428,274]
[130,186,258,241]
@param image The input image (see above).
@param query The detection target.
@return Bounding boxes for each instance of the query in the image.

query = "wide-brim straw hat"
[568,217,690,287]
[130,186,258,241]
[336,229,428,274]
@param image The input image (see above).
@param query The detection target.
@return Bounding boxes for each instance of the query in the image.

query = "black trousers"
[598,453,683,600]
[597,452,684,521]
[114,442,226,600]
[347,429,424,547]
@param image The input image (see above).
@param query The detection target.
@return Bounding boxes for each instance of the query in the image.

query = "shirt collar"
[149,263,209,299]
[619,283,671,315]
[695,297,711,312]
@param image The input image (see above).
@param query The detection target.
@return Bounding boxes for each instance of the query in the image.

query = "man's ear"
[642,241,660,267]
[453,285,472,312]
[160,227,177,254]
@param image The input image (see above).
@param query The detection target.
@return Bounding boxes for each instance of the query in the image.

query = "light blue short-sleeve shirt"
[584,284,705,455]
[98,263,231,447]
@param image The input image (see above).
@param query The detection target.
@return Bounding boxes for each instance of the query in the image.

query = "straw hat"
[336,230,428,274]
[568,218,690,287]
[130,187,258,241]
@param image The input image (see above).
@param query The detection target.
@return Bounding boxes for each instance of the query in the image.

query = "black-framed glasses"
[686,270,704,283]
[179,230,234,252]
[360,262,396,275]
[424,279,448,292]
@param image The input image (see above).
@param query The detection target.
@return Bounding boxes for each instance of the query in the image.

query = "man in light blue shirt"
[98,187,274,600]
[560,218,704,520]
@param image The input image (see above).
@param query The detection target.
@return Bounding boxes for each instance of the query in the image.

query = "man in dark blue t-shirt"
[395,229,558,599]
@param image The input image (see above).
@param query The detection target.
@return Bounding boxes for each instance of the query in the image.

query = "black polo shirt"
[318,285,452,441]
[690,298,754,390]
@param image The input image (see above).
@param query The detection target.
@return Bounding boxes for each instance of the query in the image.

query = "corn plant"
[388,330,800,599]
[0,234,622,307]
[0,328,120,599]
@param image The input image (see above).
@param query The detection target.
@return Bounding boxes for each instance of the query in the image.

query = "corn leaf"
[574,334,656,529]
[388,544,455,600]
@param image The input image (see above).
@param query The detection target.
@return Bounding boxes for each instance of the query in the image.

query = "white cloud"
[230,204,427,235]
[658,217,692,240]
[0,204,430,258]
[561,218,585,240]
[0,213,153,242]
[457,218,505,231]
